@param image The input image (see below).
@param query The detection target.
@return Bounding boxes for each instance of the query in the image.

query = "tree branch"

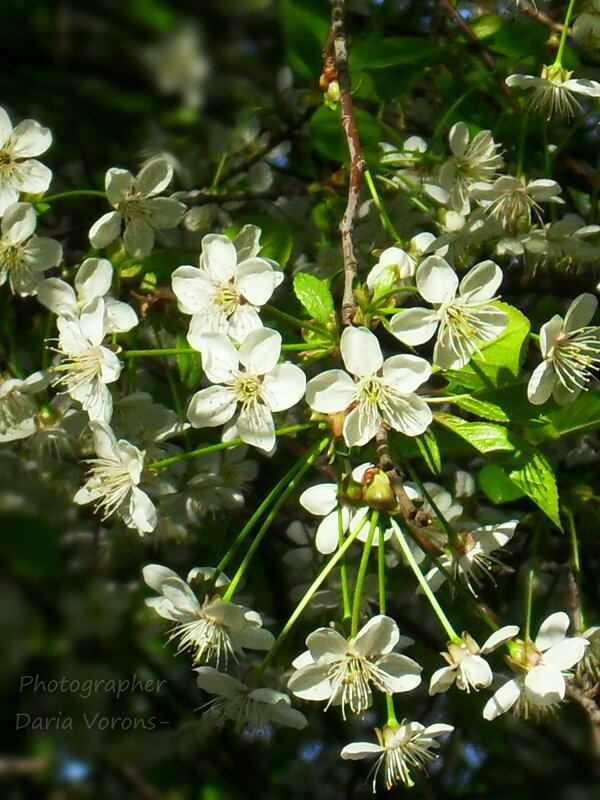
[325,0,365,326]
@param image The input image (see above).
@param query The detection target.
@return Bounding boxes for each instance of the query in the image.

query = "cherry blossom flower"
[288,615,421,718]
[483,612,588,720]
[471,175,563,229]
[0,371,48,443]
[366,246,415,298]
[438,122,503,215]
[195,667,307,734]
[172,227,283,343]
[306,326,432,447]
[38,257,137,333]
[390,256,508,370]
[143,564,273,664]
[506,65,600,120]
[75,421,157,534]
[0,202,61,296]
[52,297,121,423]
[341,720,454,791]
[89,157,186,258]
[186,328,305,452]
[528,293,600,406]
[0,106,52,214]
[429,627,519,695]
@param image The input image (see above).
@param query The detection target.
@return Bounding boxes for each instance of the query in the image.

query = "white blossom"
[38,257,137,333]
[341,720,454,791]
[390,256,508,370]
[187,328,305,452]
[306,326,432,447]
[172,226,283,343]
[429,627,519,695]
[75,421,157,534]
[471,175,563,229]
[366,246,415,298]
[0,202,61,296]
[483,612,588,720]
[438,122,503,215]
[528,293,600,406]
[0,371,48,442]
[0,106,52,214]
[89,158,186,258]
[507,65,600,120]
[288,615,421,718]
[52,298,121,423]
[143,564,274,664]
[195,667,307,734]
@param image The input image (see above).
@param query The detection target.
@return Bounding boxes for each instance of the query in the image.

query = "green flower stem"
[339,504,352,622]
[426,393,474,404]
[524,567,535,642]
[281,342,332,351]
[350,511,379,637]
[222,436,330,601]
[42,190,106,202]
[147,423,318,470]
[260,523,366,671]
[364,169,400,241]
[369,285,416,310]
[554,0,578,68]
[386,694,398,727]
[378,526,387,615]
[264,304,333,337]
[564,507,585,632]
[529,331,540,345]
[122,347,197,358]
[391,518,459,642]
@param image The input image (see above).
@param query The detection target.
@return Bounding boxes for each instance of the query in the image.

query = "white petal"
[340,326,383,377]
[142,563,180,593]
[187,386,237,428]
[146,196,185,228]
[79,297,107,345]
[306,627,349,659]
[535,611,570,651]
[0,107,13,145]
[381,394,432,437]
[134,158,173,196]
[75,258,112,301]
[563,293,597,332]
[105,168,133,206]
[524,665,565,705]
[237,402,275,451]
[201,234,237,282]
[352,615,399,656]
[375,653,422,692]
[12,159,52,193]
[416,256,458,304]
[527,360,556,405]
[89,211,122,249]
[315,510,347,554]
[305,370,356,414]
[237,259,280,306]
[458,656,492,690]
[2,202,36,243]
[239,327,281,374]
[127,488,157,533]
[123,218,154,258]
[262,363,306,411]
[200,333,239,383]
[343,404,379,447]
[288,664,334,701]
[480,625,520,654]
[389,307,439,346]
[459,260,503,302]
[340,743,383,760]
[299,483,338,516]
[171,266,216,315]
[429,666,456,695]
[542,637,588,671]
[382,354,431,394]
[482,678,521,720]
[105,299,138,334]
[195,666,244,697]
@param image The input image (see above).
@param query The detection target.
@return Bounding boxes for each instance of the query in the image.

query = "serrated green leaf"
[176,332,203,390]
[293,273,336,327]
[545,392,600,438]
[443,302,530,390]
[415,428,442,475]
[435,413,515,453]
[509,449,561,529]
[478,464,526,503]
[452,395,510,423]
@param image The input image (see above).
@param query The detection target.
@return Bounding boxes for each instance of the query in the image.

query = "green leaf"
[478,464,525,504]
[435,413,515,454]
[280,0,329,79]
[545,392,600,438]
[293,273,336,327]
[415,428,442,475]
[176,332,203,390]
[452,395,510,423]
[443,302,530,390]
[310,105,382,162]
[470,14,503,40]
[349,37,439,70]
[509,449,562,529]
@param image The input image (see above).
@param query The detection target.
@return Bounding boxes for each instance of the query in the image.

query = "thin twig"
[437,0,519,110]
[567,683,600,758]
[326,0,365,325]
[520,1,565,34]
[177,186,309,206]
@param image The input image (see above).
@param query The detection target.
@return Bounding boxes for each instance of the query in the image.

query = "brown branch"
[567,683,600,759]
[437,0,519,110]
[325,0,365,326]
[520,1,565,34]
